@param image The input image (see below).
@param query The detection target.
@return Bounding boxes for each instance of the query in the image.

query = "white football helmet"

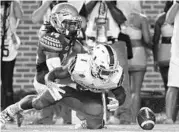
[91,44,118,80]
[50,3,82,36]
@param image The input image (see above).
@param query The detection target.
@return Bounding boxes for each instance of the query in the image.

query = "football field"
[1,124,179,132]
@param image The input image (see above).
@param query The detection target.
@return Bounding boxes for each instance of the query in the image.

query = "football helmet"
[50,3,82,37]
[91,44,118,80]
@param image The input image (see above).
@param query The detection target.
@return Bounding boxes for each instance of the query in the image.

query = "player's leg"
[0,87,57,128]
[59,88,104,129]
[159,65,169,93]
[0,94,37,128]
[32,77,56,125]
[130,70,146,123]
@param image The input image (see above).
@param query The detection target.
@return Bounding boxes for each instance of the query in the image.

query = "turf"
[1,124,179,132]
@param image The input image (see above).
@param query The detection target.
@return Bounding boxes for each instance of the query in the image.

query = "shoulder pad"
[39,32,70,52]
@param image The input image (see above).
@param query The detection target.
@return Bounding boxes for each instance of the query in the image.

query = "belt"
[87,36,118,43]
[161,37,171,44]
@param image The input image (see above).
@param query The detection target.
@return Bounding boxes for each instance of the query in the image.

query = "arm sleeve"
[106,1,126,25]
[118,32,133,59]
[85,1,98,15]
[46,57,61,71]
[152,16,163,62]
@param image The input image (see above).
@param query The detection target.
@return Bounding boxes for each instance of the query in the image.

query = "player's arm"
[152,14,163,64]
[45,56,76,84]
[13,0,23,19]
[105,1,126,25]
[72,40,88,54]
[32,0,51,23]
[45,66,69,83]
[166,1,179,24]
[141,15,152,49]
[85,0,98,15]
[45,62,70,83]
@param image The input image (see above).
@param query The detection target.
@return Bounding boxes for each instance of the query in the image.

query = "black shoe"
[0,110,14,129]
[16,112,24,127]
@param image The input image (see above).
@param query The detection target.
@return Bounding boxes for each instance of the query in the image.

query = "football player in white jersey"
[0,44,126,129]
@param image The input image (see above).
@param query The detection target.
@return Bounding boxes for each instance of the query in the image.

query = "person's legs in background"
[165,61,179,124]
[126,46,147,124]
[159,65,169,93]
[156,64,170,122]
[1,59,16,110]
[129,70,146,123]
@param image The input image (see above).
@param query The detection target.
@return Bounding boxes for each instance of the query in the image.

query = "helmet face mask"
[50,3,82,37]
[61,18,82,36]
[91,61,116,80]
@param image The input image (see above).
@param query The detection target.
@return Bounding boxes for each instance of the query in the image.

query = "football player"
[32,3,85,125]
[0,44,126,129]
[0,3,86,128]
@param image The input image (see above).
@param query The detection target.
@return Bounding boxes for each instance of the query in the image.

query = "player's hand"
[107,97,119,111]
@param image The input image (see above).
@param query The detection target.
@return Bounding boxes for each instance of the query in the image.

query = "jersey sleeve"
[39,32,70,52]
[46,57,62,71]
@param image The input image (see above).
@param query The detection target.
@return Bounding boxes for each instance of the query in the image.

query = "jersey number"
[2,44,9,57]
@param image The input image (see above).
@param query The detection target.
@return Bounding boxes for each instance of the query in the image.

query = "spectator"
[153,1,174,93]
[84,0,132,124]
[31,0,85,125]
[165,0,179,124]
[1,0,23,110]
[117,0,152,123]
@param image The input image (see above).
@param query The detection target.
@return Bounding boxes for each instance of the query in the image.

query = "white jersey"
[170,10,179,64]
[69,54,124,93]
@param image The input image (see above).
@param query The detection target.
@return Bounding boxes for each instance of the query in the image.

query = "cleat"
[163,118,174,124]
[74,120,87,129]
[0,118,6,129]
[16,112,24,127]
[0,110,14,129]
